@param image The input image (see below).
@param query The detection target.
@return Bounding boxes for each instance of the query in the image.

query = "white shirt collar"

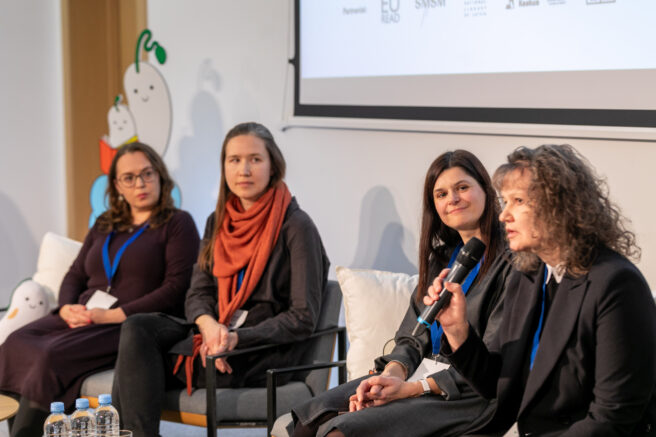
[546,263,565,284]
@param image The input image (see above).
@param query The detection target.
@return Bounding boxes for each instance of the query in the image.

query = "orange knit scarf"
[174,182,291,394]
[212,182,292,324]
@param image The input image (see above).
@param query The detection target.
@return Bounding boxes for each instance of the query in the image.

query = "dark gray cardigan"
[183,198,329,384]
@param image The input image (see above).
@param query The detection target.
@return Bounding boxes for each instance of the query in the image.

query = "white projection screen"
[294,0,656,127]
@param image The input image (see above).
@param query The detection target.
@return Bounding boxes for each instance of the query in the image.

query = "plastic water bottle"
[43,401,70,437]
[94,393,119,437]
[70,398,95,437]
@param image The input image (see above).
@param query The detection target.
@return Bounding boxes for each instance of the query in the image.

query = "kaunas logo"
[519,0,539,5]
[415,0,446,8]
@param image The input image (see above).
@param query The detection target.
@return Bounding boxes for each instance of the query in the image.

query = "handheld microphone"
[411,237,486,337]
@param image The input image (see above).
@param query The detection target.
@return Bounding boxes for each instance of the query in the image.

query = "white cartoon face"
[124,62,172,156]
[9,280,48,317]
[107,103,137,149]
[0,280,49,344]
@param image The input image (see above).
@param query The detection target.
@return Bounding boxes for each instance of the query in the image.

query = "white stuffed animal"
[0,280,49,345]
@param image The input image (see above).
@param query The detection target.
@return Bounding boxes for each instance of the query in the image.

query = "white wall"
[150,0,656,286]
[0,1,66,301]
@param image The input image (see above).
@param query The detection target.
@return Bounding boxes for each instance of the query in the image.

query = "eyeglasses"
[116,167,158,188]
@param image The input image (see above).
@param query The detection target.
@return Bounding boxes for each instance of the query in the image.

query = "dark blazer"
[375,248,514,399]
[443,247,656,436]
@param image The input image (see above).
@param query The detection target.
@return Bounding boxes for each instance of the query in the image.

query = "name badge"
[407,357,450,381]
[228,309,248,330]
[86,290,118,310]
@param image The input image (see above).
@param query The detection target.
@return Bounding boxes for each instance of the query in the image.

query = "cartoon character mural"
[124,30,172,157]
[89,29,181,226]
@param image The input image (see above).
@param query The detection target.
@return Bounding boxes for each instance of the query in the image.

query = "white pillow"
[0,279,49,344]
[32,232,83,309]
[335,266,418,380]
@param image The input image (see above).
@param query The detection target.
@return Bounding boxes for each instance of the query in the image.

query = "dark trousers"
[112,314,190,437]
[112,313,250,437]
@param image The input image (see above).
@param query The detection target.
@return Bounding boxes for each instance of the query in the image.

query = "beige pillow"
[32,232,83,309]
[336,266,418,380]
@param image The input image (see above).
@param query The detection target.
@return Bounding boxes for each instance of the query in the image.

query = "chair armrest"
[204,326,346,437]
[205,326,346,361]
[267,360,347,378]
[266,360,347,436]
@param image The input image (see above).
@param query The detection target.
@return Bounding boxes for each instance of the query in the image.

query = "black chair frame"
[205,326,347,437]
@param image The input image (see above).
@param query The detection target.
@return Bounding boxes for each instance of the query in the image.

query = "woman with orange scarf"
[112,122,330,437]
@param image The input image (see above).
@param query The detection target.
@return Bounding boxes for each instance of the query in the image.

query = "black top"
[59,209,200,317]
[375,248,514,399]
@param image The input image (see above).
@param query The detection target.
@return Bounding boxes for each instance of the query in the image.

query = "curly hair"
[197,122,287,272]
[416,150,504,303]
[493,144,639,274]
[96,142,176,233]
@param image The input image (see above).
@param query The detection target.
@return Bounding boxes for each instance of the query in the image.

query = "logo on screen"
[518,0,539,6]
[415,0,446,8]
[586,0,615,4]
[381,0,401,23]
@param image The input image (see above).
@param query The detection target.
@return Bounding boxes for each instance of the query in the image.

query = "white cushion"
[335,266,418,380]
[0,279,50,344]
[32,232,83,308]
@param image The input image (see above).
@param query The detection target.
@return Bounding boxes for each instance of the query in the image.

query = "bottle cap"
[75,398,89,409]
[50,401,65,413]
[98,394,112,405]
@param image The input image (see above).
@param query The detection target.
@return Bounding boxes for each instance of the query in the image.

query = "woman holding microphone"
[433,144,656,436]
[293,149,513,437]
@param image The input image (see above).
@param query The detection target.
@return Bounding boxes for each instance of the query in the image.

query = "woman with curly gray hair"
[429,144,656,436]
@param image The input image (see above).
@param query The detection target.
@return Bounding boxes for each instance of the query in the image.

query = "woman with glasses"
[0,142,200,437]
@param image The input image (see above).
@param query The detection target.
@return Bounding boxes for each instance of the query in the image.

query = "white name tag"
[503,423,519,436]
[228,309,248,330]
[86,290,118,310]
[407,357,450,381]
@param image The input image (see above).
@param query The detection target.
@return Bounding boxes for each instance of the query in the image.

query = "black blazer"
[444,247,656,436]
[375,248,513,399]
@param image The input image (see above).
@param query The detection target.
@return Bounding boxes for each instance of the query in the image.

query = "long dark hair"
[97,142,175,232]
[493,144,639,274]
[416,150,503,303]
[198,122,287,272]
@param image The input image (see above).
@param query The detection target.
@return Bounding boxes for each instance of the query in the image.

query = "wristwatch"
[419,378,431,395]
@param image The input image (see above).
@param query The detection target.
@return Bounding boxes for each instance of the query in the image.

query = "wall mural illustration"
[89,29,181,226]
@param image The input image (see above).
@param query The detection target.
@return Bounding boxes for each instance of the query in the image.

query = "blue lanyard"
[102,223,149,292]
[430,243,483,354]
[529,268,548,370]
[236,268,246,290]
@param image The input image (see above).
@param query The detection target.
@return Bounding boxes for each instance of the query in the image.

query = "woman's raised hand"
[423,268,470,351]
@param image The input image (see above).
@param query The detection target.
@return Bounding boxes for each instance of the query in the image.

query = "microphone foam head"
[456,237,486,268]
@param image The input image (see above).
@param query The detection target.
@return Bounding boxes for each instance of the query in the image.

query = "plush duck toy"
[0,280,49,345]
